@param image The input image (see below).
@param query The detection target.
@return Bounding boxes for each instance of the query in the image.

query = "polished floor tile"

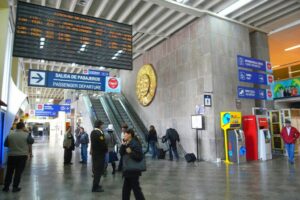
[1,137,300,200]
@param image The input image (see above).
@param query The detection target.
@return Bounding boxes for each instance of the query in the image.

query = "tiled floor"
[1,137,300,200]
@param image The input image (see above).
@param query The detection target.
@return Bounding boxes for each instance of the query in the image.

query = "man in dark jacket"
[165,128,180,161]
[280,119,300,164]
[90,120,108,192]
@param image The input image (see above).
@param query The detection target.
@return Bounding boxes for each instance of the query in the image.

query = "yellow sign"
[220,112,242,131]
[136,64,157,106]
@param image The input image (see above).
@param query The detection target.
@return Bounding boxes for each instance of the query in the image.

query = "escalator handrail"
[117,98,146,142]
[83,95,98,123]
[105,94,123,126]
[119,95,148,134]
[98,96,122,144]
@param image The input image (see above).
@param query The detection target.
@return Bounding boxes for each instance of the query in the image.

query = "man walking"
[3,122,30,192]
[281,119,300,164]
[90,120,108,192]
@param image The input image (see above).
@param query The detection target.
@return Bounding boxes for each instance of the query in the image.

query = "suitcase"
[158,148,166,159]
[185,153,196,163]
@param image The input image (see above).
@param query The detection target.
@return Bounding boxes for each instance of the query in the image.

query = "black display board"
[13,1,132,70]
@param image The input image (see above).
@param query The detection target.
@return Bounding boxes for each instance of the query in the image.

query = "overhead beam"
[94,0,109,17]
[129,2,153,25]
[106,0,125,20]
[82,0,94,15]
[56,0,62,9]
[256,6,300,27]
[117,0,140,23]
[69,0,77,12]
[230,0,268,19]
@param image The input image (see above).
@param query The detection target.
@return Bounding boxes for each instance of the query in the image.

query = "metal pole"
[196,129,199,161]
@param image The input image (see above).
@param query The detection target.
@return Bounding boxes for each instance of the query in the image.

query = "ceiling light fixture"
[36,98,40,102]
[284,44,300,51]
[112,57,117,60]
[71,63,76,67]
[41,60,45,63]
[218,0,253,16]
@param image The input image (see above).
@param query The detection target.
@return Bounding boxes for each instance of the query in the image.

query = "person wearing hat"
[280,119,300,164]
[90,120,108,192]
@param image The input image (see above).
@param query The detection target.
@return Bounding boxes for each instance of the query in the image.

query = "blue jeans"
[285,143,295,162]
[169,143,179,160]
[149,141,157,159]
[81,144,88,163]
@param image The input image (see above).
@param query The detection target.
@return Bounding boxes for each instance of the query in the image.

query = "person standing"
[165,128,180,161]
[79,127,89,164]
[90,120,108,192]
[120,129,145,200]
[63,127,75,165]
[3,122,31,192]
[148,125,158,159]
[280,119,300,164]
[118,123,128,172]
[104,124,118,175]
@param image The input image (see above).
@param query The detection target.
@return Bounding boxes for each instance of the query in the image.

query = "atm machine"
[227,129,247,163]
[242,114,272,161]
[221,112,247,164]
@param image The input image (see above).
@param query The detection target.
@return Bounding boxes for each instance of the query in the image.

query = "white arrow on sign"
[29,71,46,86]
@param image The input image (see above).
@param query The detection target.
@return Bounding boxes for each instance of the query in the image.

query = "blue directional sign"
[65,99,71,104]
[89,69,109,77]
[238,69,274,85]
[34,110,58,117]
[43,104,71,113]
[237,86,266,100]
[28,70,106,91]
[237,55,272,73]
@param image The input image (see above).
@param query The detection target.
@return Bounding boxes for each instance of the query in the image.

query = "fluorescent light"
[81,44,86,48]
[40,41,45,45]
[80,47,85,51]
[272,65,280,69]
[118,50,123,54]
[93,93,97,97]
[71,63,76,67]
[285,44,300,51]
[99,66,105,70]
[176,0,188,3]
[40,46,44,49]
[48,99,53,102]
[41,59,45,63]
[37,91,41,94]
[112,57,117,60]
[36,98,40,102]
[40,37,45,41]
[218,0,253,16]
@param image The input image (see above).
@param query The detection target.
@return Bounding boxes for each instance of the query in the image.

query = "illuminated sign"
[13,1,132,70]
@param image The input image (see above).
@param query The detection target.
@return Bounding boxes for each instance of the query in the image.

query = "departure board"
[13,1,132,70]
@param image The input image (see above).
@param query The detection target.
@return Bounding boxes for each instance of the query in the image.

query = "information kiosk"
[221,112,246,164]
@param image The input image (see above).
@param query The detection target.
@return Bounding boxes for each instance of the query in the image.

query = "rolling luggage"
[158,148,166,159]
[184,153,196,163]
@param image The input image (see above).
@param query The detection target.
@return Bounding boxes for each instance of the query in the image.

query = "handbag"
[27,133,34,145]
[123,154,146,172]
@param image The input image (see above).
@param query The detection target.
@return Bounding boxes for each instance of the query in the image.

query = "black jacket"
[166,128,180,143]
[120,138,143,177]
[147,129,158,142]
[90,129,108,157]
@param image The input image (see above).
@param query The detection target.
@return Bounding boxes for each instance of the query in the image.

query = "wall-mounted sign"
[237,55,272,73]
[237,86,272,100]
[204,95,212,107]
[105,77,121,93]
[83,69,109,77]
[136,64,157,106]
[238,69,274,85]
[34,110,57,117]
[13,1,132,70]
[272,77,300,99]
[28,70,106,91]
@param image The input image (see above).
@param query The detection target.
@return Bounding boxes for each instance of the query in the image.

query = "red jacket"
[280,126,300,144]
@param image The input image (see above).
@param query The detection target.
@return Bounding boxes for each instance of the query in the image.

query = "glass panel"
[273,68,289,80]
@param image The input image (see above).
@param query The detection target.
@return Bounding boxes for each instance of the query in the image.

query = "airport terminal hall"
[1,0,300,199]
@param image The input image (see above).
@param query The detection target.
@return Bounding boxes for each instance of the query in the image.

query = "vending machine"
[221,112,246,164]
[242,115,272,161]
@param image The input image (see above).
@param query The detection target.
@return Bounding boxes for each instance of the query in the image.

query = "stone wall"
[121,15,257,161]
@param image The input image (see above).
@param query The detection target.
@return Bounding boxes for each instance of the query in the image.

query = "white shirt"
[287,127,291,136]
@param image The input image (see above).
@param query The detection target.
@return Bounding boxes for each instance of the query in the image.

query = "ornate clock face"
[136,64,157,106]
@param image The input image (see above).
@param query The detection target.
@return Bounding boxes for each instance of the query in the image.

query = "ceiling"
[9,0,300,109]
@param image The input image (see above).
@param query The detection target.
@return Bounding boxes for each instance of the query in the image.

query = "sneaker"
[2,187,9,192]
[12,187,21,193]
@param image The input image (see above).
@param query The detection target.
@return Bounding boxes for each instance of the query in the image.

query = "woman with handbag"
[120,129,145,200]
